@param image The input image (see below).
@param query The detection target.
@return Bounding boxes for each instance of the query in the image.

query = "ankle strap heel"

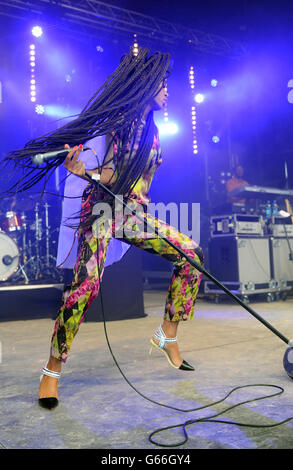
[40,366,61,382]
[149,324,195,371]
[38,364,61,410]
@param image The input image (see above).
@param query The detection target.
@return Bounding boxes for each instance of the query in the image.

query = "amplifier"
[210,214,264,237]
[271,225,293,237]
[206,236,278,296]
[270,238,293,285]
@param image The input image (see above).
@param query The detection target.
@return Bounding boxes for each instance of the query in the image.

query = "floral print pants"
[51,191,204,363]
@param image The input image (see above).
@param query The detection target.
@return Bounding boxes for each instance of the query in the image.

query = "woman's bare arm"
[63,141,116,186]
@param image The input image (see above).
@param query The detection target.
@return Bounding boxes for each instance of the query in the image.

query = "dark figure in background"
[226,165,249,204]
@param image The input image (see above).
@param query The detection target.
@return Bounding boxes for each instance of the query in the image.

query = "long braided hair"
[3,48,171,228]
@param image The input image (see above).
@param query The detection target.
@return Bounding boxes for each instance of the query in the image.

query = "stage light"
[32,26,43,38]
[211,79,218,87]
[212,135,220,143]
[157,122,178,136]
[194,93,204,103]
[44,105,81,119]
[96,45,104,53]
[189,67,195,90]
[29,44,37,104]
[167,122,178,134]
[132,34,139,56]
[35,104,45,114]
[161,77,169,123]
[189,66,199,156]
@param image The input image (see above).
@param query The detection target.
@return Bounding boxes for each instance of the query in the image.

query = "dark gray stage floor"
[1,291,293,450]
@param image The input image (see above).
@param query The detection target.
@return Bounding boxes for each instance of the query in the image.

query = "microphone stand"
[85,171,290,346]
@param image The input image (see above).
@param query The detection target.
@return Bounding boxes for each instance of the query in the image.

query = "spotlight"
[31,26,43,38]
[96,45,104,53]
[35,104,45,114]
[212,136,220,143]
[44,105,81,119]
[211,79,218,87]
[194,93,204,103]
[158,122,178,136]
[166,122,178,134]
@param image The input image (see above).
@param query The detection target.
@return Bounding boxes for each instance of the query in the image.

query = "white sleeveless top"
[56,135,130,269]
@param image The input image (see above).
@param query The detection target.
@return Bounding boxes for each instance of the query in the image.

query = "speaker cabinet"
[208,236,271,285]
[270,238,293,286]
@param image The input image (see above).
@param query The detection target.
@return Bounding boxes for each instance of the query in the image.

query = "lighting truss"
[0,0,248,59]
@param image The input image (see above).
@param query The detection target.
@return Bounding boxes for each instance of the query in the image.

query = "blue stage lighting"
[44,105,81,120]
[212,135,220,143]
[194,93,204,103]
[35,104,45,114]
[211,79,218,87]
[32,26,43,38]
[158,122,179,136]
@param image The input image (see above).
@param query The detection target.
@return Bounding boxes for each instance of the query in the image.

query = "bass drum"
[0,231,19,281]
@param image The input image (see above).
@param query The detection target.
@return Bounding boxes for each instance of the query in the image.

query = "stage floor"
[1,291,293,450]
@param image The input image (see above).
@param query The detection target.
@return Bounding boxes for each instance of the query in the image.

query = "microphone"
[31,147,90,166]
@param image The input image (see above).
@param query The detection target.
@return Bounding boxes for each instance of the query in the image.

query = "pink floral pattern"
[50,126,204,363]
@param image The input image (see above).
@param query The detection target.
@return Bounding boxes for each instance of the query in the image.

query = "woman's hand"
[63,143,116,185]
[64,144,85,178]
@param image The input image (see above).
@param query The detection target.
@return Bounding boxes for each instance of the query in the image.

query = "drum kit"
[0,196,64,284]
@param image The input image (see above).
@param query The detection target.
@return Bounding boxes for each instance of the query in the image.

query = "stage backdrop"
[0,248,145,322]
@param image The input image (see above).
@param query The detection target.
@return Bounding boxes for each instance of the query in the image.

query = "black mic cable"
[86,172,293,448]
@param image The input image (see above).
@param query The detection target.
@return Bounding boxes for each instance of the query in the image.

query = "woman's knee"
[184,243,204,266]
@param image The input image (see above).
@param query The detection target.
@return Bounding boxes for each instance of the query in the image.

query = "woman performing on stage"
[4,49,204,409]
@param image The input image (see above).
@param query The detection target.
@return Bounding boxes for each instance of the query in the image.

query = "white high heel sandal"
[38,365,61,410]
[149,324,195,371]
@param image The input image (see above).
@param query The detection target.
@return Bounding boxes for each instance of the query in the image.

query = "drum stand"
[10,203,63,284]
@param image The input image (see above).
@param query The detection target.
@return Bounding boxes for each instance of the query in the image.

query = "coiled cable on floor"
[97,265,293,447]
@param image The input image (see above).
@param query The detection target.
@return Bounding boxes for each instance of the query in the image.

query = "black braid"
[2,48,171,226]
